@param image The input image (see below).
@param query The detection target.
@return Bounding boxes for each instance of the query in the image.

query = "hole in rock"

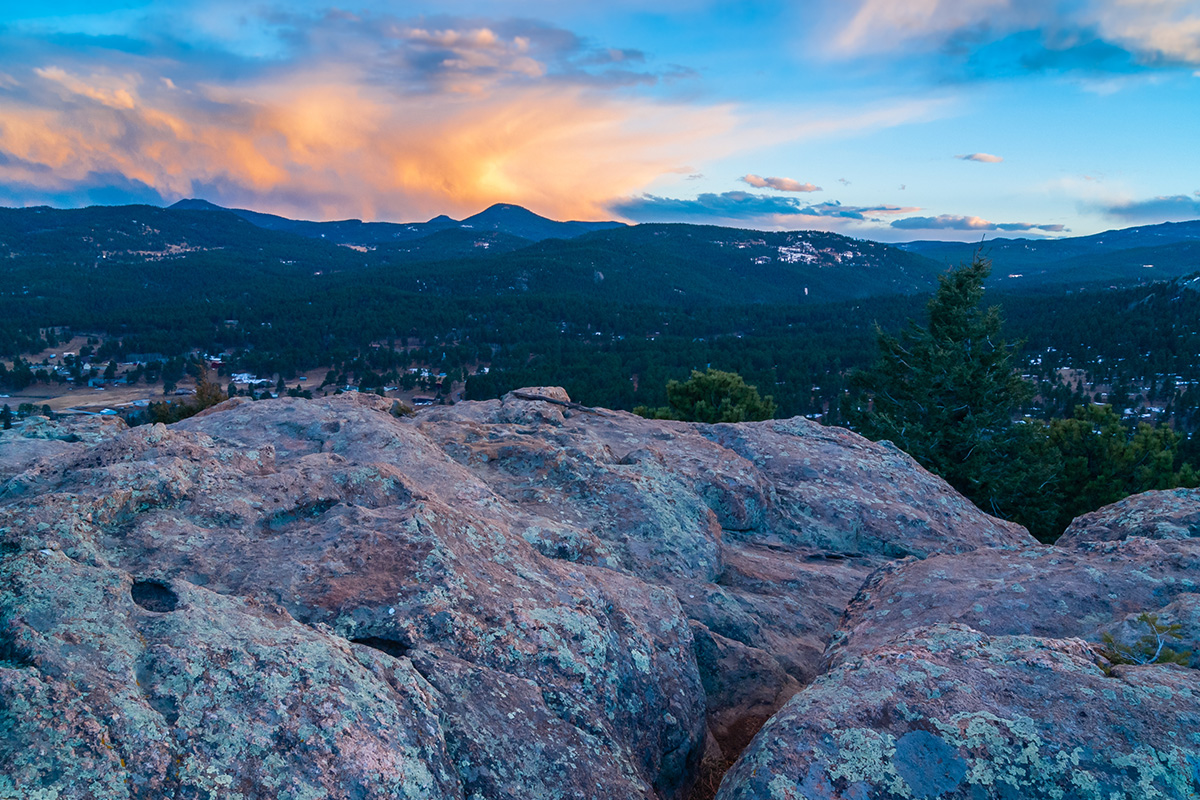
[0,631,34,668]
[131,580,179,613]
[265,498,338,529]
[351,637,411,659]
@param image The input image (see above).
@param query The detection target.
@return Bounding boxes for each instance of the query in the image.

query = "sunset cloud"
[891,214,1066,232]
[0,11,739,221]
[0,7,950,222]
[0,67,741,221]
[740,174,821,192]
[3,2,1188,238]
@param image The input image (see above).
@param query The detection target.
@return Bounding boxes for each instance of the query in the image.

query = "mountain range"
[2,200,1198,316]
[898,219,1200,289]
[168,198,625,244]
[166,199,1200,295]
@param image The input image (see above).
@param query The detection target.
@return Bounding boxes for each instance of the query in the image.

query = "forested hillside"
[3,203,1200,437]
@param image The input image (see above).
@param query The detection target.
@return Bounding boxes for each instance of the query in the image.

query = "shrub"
[1098,612,1192,668]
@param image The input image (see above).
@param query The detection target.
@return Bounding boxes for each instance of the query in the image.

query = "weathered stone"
[1059,487,1200,546]
[0,390,1045,798]
[718,624,1200,800]
[0,550,462,800]
[825,539,1200,668]
[412,389,1030,753]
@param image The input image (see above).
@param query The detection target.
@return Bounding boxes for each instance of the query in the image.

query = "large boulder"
[718,624,1200,800]
[0,390,1034,797]
[824,538,1200,667]
[1058,487,1200,546]
[716,487,1200,799]
[414,389,1032,755]
[1,394,705,799]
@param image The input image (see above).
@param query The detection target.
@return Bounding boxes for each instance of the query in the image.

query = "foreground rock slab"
[0,390,1033,798]
[715,488,1200,799]
[718,623,1200,800]
[824,538,1200,667]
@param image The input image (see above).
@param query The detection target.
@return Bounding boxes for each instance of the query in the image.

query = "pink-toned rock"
[0,390,1039,798]
[824,538,1200,668]
[1058,487,1200,546]
[1,550,463,800]
[0,414,125,484]
[718,624,1200,800]
[413,388,1031,755]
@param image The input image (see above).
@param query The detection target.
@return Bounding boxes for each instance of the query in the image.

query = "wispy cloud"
[956,152,1003,163]
[829,0,1200,73]
[740,174,821,192]
[891,214,1066,232]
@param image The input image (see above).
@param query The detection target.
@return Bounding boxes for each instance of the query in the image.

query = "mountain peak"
[169,198,228,212]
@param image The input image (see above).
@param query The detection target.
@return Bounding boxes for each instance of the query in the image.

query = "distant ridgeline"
[1,201,1200,429]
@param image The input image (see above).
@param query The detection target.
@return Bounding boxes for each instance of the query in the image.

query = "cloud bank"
[0,10,735,221]
[611,191,920,227]
[1099,194,1200,222]
[0,8,948,222]
[956,153,1004,163]
[891,214,1066,232]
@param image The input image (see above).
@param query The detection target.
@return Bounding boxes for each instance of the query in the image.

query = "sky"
[1,1,1198,241]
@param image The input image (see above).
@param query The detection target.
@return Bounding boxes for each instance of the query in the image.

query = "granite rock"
[718,624,1200,800]
[0,390,1039,798]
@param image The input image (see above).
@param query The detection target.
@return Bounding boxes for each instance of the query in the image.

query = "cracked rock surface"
[18,388,1184,800]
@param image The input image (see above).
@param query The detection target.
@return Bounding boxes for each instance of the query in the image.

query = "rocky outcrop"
[823,538,1200,667]
[1058,487,1200,546]
[0,414,123,482]
[0,389,1030,798]
[718,624,1200,800]
[714,482,1200,799]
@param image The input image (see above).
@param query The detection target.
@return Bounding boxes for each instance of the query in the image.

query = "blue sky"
[0,1,1198,241]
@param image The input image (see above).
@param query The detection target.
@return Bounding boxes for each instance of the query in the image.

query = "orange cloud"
[0,9,948,223]
[33,66,138,109]
[0,63,743,221]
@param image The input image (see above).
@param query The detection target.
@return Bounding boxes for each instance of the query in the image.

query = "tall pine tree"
[845,256,1057,524]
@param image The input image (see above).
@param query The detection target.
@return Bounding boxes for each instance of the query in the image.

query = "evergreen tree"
[1,404,11,430]
[1048,404,1199,534]
[845,256,1056,524]
[635,368,776,423]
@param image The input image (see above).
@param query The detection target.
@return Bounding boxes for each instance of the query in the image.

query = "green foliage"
[1099,613,1192,669]
[1,404,10,430]
[845,257,1200,541]
[1047,404,1199,535]
[148,371,228,424]
[844,256,1051,525]
[634,368,776,423]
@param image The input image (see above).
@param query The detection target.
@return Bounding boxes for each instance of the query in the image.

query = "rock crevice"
[4,389,1191,799]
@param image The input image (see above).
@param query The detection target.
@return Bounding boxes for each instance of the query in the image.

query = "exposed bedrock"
[719,471,1200,799]
[0,388,1056,799]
